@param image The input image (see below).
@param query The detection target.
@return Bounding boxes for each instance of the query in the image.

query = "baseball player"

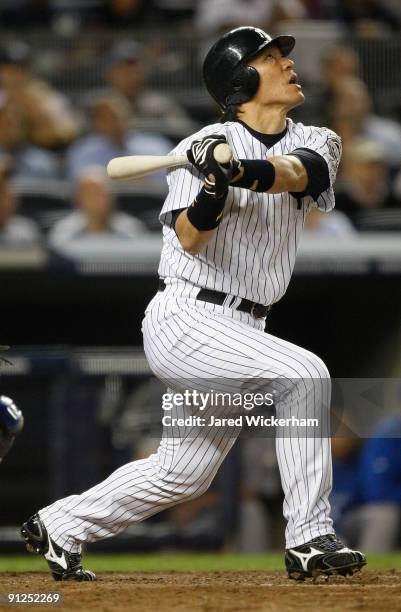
[21,27,366,581]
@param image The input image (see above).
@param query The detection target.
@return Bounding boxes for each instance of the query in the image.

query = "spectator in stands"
[357,413,401,552]
[0,157,41,246]
[335,140,399,226]
[65,94,172,181]
[0,41,81,150]
[322,46,361,98]
[314,45,361,127]
[104,40,196,139]
[302,208,356,238]
[48,167,145,249]
[320,44,360,107]
[100,0,147,25]
[150,0,196,24]
[330,436,363,547]
[332,0,400,35]
[196,0,307,34]
[0,97,60,179]
[329,76,401,168]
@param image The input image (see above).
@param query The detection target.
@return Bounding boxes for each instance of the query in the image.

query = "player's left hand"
[0,396,24,461]
[187,134,240,196]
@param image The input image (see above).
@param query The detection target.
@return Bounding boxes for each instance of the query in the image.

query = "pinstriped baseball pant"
[40,280,334,552]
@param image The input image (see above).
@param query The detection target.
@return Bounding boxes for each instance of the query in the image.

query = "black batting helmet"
[203,26,296,110]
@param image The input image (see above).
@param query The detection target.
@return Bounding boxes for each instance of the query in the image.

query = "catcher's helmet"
[203,26,296,110]
[0,395,23,461]
[0,396,23,437]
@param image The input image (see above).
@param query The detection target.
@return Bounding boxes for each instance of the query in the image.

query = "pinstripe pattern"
[38,118,339,554]
[159,118,341,304]
[40,281,333,552]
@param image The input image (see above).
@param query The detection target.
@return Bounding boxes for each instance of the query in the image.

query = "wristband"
[186,185,228,231]
[231,159,275,192]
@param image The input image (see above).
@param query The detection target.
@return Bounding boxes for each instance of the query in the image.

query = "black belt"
[158,279,271,319]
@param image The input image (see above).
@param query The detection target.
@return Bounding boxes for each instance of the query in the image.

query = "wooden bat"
[106,143,233,180]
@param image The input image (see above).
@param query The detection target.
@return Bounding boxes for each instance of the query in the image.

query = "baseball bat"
[106,143,233,180]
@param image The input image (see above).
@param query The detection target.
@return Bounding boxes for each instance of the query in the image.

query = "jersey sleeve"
[300,127,342,212]
[159,163,204,228]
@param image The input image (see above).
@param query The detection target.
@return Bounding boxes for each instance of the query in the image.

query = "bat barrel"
[107,154,188,180]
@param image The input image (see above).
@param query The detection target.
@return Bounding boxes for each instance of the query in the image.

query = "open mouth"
[288,73,298,85]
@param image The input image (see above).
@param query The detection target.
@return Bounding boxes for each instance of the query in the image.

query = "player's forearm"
[175,177,228,255]
[231,155,307,194]
[267,155,308,193]
[175,210,216,255]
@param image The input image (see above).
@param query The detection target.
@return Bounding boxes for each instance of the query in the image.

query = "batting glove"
[187,134,240,197]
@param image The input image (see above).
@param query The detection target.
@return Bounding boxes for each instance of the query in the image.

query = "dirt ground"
[0,570,400,612]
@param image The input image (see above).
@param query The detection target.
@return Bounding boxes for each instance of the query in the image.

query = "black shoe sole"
[288,559,367,581]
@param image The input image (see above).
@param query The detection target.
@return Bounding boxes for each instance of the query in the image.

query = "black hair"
[220,104,242,123]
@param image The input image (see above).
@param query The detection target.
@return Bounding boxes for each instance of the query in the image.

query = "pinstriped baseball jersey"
[159,118,341,305]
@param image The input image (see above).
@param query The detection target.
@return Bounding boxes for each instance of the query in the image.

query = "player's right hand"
[0,396,24,461]
[187,134,239,196]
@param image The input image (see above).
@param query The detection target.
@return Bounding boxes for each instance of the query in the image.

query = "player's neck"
[239,105,287,135]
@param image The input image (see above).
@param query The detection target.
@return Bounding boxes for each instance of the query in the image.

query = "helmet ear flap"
[225,64,260,107]
[245,65,260,97]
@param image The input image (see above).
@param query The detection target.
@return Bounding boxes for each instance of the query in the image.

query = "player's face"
[248,45,305,110]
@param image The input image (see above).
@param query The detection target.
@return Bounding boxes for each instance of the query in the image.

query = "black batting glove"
[187,134,238,198]
[187,134,227,175]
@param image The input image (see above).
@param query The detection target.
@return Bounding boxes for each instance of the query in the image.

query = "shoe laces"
[67,552,83,570]
[310,534,344,552]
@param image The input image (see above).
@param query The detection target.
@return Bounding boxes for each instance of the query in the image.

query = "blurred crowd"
[0,20,400,249]
[0,1,400,34]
